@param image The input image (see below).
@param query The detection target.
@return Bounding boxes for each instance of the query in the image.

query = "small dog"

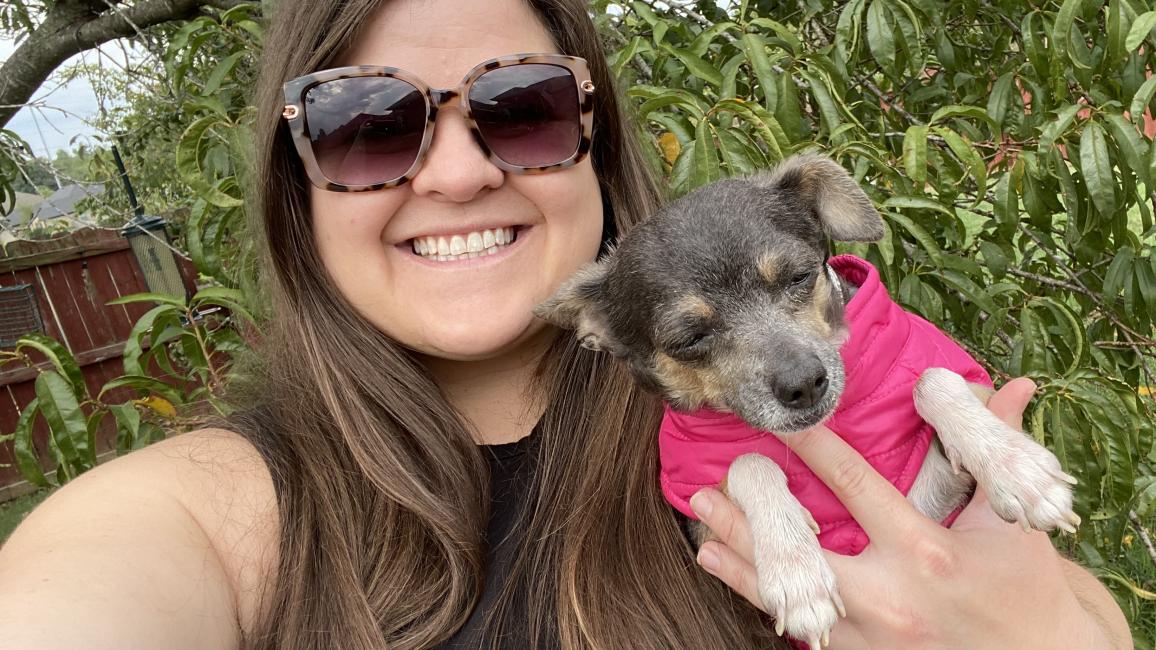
[535,154,1079,648]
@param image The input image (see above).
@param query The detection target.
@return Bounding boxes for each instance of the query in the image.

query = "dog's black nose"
[770,359,829,410]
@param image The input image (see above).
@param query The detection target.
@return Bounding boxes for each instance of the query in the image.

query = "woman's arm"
[689,379,1132,649]
[0,430,275,650]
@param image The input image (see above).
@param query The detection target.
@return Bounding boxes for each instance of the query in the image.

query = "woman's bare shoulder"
[130,427,281,630]
[0,427,279,646]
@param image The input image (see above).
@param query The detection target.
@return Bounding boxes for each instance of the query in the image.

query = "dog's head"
[535,154,884,433]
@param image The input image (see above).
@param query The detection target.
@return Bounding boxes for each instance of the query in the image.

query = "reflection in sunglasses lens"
[469,64,580,168]
[305,76,427,185]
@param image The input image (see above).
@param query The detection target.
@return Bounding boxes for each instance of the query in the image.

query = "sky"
[1,38,107,159]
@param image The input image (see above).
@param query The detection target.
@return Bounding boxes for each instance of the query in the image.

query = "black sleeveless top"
[436,430,540,648]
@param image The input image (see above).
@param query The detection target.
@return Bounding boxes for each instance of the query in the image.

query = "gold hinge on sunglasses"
[581,80,595,94]
[282,105,300,119]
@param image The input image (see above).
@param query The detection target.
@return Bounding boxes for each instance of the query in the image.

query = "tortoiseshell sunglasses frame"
[281,53,596,192]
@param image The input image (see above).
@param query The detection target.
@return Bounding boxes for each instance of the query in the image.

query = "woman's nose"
[408,108,504,201]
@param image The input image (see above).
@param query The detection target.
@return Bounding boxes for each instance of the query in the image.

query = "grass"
[0,489,52,544]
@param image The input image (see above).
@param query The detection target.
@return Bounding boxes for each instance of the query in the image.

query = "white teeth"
[467,232,483,253]
[411,227,520,261]
[449,235,465,255]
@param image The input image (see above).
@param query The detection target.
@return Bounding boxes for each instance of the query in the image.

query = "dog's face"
[536,154,884,433]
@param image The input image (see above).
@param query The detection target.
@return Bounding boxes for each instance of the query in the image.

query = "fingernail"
[689,491,712,519]
[697,546,720,573]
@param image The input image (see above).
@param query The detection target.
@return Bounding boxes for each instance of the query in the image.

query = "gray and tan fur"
[536,153,1079,649]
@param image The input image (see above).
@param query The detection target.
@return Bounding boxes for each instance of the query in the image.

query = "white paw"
[983,436,1080,533]
[725,454,843,648]
[753,509,844,649]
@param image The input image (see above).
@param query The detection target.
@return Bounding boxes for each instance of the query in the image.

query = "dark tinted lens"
[304,76,427,185]
[468,64,580,168]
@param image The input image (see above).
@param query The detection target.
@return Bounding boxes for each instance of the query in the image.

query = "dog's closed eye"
[666,326,715,359]
[787,269,817,290]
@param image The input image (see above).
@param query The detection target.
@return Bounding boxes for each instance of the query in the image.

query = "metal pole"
[110,143,143,219]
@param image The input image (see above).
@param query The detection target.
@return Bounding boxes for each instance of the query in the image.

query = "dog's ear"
[756,153,884,242]
[534,259,627,357]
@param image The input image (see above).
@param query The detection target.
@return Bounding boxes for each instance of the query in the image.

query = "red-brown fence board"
[0,227,196,495]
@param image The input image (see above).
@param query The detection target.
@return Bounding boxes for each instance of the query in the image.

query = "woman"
[0,0,1131,648]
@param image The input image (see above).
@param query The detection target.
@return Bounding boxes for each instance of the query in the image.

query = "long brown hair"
[231,0,783,647]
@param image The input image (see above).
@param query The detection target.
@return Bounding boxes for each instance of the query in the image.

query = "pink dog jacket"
[658,255,991,555]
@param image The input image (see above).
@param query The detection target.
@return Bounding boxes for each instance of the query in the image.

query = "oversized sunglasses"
[281,53,596,192]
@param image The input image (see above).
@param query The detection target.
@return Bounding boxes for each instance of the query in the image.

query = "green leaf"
[886,211,943,265]
[120,304,179,377]
[662,45,723,87]
[106,291,187,308]
[192,286,258,328]
[748,18,803,54]
[979,240,1009,279]
[611,36,645,78]
[1029,296,1086,376]
[719,52,746,100]
[203,51,244,96]
[928,105,998,132]
[1124,10,1156,51]
[798,69,843,136]
[1079,121,1119,217]
[1039,104,1082,154]
[690,118,721,190]
[1103,247,1135,299]
[1135,256,1156,316]
[712,98,787,162]
[1103,112,1153,189]
[717,128,758,176]
[1022,12,1051,79]
[34,372,90,475]
[740,33,778,112]
[631,1,661,27]
[176,116,244,209]
[690,22,739,57]
[11,398,49,487]
[934,127,987,205]
[866,0,897,74]
[903,125,928,185]
[883,196,956,218]
[99,375,186,406]
[1051,0,1085,70]
[1129,76,1156,128]
[986,72,1017,132]
[14,333,85,396]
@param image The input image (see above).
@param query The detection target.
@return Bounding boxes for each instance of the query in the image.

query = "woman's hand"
[689,378,1132,649]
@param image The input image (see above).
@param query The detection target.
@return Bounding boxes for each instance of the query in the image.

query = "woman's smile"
[398,224,530,268]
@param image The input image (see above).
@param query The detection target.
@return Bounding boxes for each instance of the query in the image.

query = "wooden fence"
[0,227,194,498]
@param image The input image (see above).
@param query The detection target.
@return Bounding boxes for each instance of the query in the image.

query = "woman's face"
[309,0,604,362]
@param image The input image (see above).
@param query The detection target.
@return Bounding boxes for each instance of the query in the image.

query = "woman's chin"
[406,319,551,363]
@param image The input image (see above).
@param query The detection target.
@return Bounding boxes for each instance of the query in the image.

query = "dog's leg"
[913,368,1080,532]
[907,440,976,521]
[726,453,843,649]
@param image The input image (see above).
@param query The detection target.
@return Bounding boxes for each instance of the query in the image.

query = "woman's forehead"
[339,0,559,86]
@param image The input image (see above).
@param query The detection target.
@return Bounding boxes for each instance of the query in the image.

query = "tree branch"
[0,0,239,130]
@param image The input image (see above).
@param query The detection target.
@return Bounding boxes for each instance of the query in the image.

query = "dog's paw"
[982,435,1080,533]
[756,535,844,650]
